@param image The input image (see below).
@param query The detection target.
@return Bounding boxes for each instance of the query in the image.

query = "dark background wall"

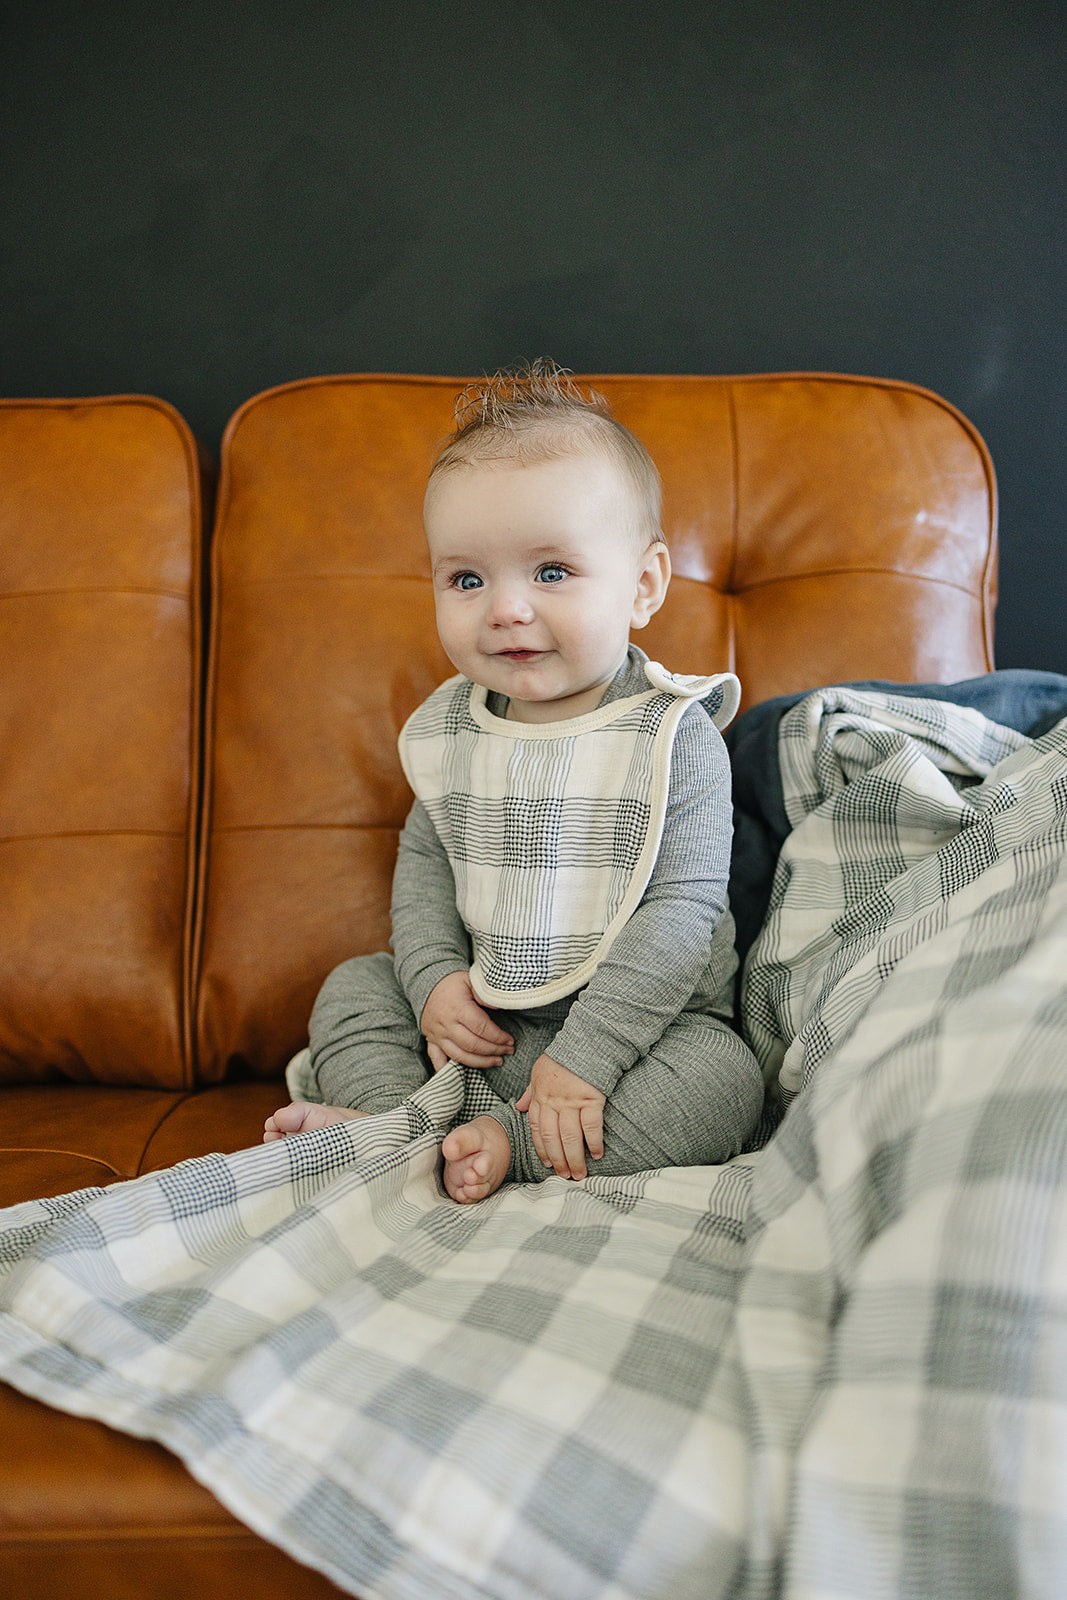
[2,0,1063,673]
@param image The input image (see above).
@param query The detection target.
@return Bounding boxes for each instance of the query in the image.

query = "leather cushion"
[0,398,203,1088]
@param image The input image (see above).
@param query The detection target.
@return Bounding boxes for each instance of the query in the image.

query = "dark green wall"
[2,0,1063,673]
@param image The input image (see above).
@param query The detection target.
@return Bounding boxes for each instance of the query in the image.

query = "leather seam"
[0,587,190,602]
[135,1092,196,1176]
[696,568,988,601]
[0,1148,120,1175]
[0,830,185,846]
[206,822,400,834]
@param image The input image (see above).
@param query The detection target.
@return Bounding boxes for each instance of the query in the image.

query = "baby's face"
[424,452,668,723]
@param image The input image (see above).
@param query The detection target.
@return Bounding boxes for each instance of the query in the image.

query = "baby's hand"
[421,971,514,1072]
[516,1055,605,1180]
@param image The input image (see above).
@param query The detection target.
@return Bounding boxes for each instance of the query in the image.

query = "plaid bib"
[398,662,740,1008]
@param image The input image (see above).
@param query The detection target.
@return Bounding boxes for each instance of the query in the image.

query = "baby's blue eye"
[454,572,483,591]
[536,564,568,584]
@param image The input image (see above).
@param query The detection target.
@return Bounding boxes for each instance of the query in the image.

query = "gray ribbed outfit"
[302,647,764,1181]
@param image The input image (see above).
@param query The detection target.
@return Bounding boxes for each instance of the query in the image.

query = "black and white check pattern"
[1,691,1065,1599]
[743,689,1037,1120]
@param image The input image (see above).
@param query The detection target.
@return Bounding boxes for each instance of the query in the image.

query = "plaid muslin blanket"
[1,691,1066,1599]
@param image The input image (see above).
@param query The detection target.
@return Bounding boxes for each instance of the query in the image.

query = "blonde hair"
[429,361,663,547]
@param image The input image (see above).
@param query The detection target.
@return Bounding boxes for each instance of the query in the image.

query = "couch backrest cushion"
[605,374,996,695]
[195,373,996,1080]
[0,398,203,1086]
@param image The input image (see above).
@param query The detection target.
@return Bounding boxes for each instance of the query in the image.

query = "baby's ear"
[630,541,671,629]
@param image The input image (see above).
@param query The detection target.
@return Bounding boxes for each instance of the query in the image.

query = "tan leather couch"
[0,374,997,1596]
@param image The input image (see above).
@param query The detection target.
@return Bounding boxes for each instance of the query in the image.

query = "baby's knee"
[315,950,396,1006]
[604,1019,765,1169]
[310,951,408,1042]
[692,1022,765,1155]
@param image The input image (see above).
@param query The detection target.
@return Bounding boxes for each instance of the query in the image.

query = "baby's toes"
[442,1155,480,1204]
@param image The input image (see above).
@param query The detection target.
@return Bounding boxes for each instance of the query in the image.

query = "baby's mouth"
[496,649,542,662]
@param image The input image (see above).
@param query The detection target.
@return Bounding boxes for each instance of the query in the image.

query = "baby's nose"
[487,582,534,625]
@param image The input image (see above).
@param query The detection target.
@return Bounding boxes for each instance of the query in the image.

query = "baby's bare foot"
[441,1115,511,1203]
[263,1102,368,1142]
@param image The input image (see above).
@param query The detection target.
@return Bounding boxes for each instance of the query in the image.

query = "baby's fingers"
[458,1001,514,1053]
[557,1110,589,1181]
[526,1099,553,1171]
[445,1023,511,1068]
[580,1102,604,1162]
[530,1103,583,1180]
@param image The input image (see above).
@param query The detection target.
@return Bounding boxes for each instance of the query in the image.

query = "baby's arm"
[508,717,733,1175]
[391,800,513,1069]
[390,799,472,1010]
[425,696,736,1178]
[544,712,734,1097]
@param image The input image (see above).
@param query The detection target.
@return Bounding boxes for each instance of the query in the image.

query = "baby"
[266,363,764,1201]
